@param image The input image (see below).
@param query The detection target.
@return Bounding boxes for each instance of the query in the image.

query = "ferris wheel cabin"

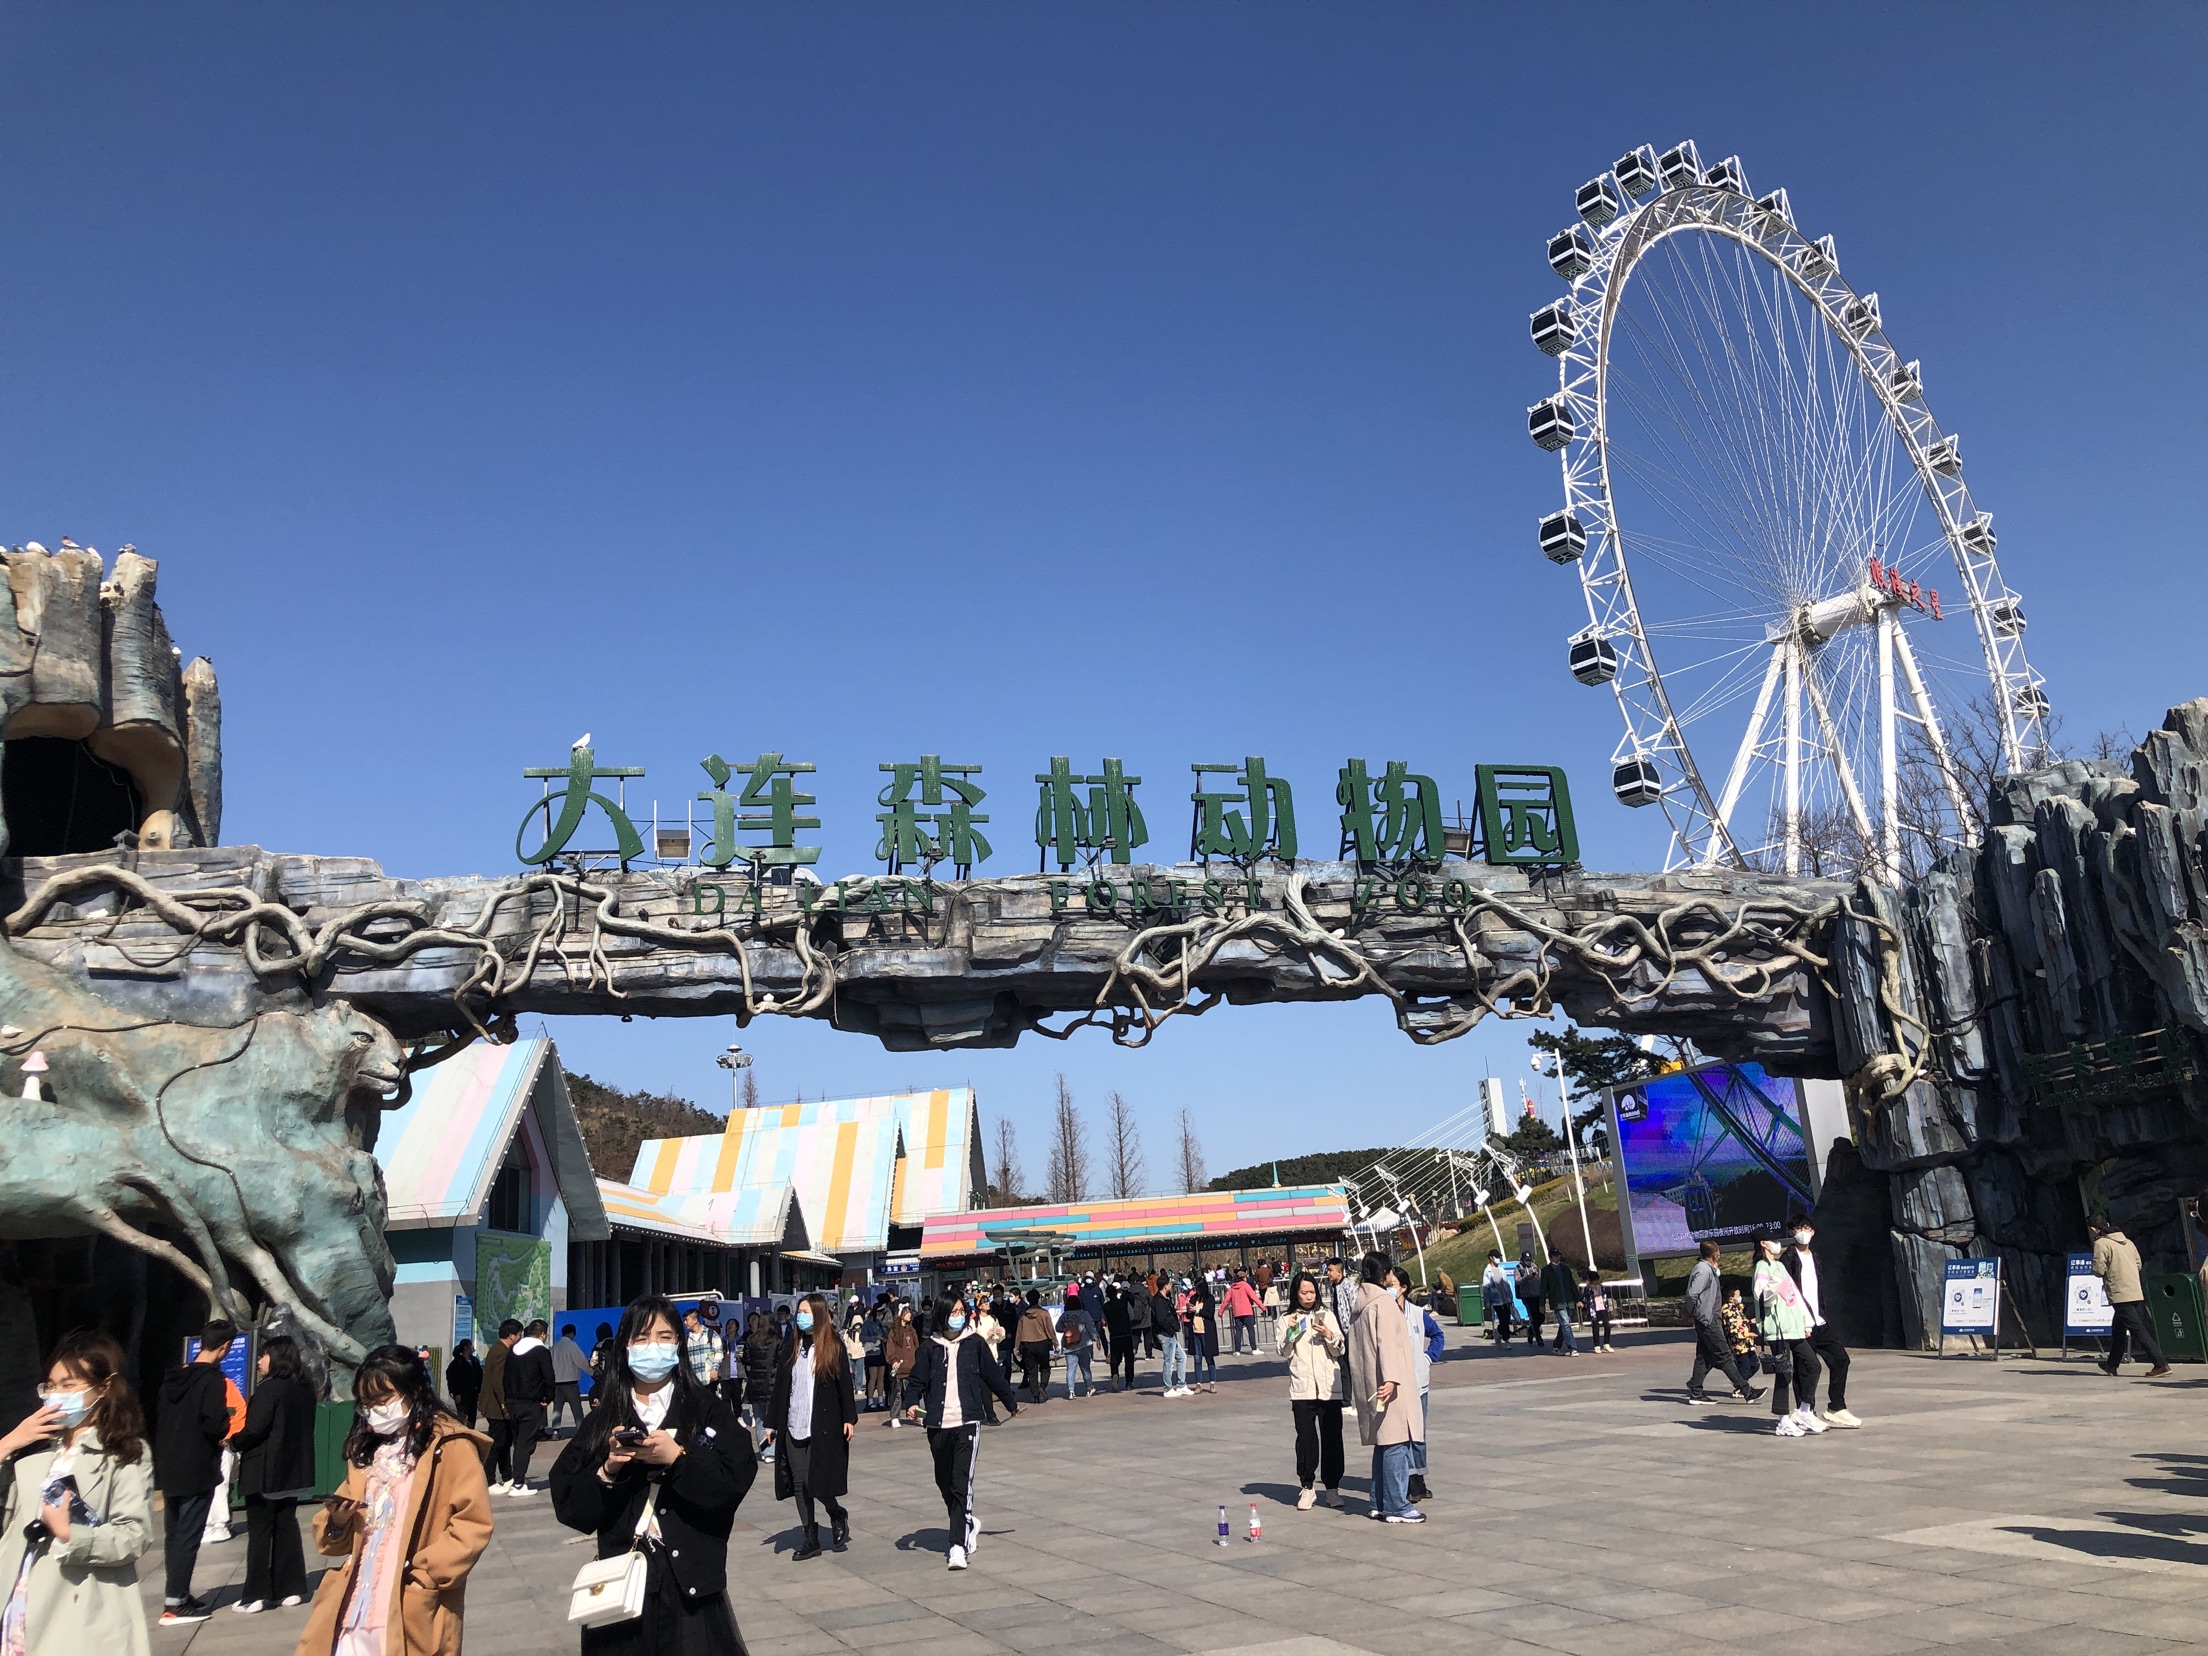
[1547,225,1594,278]
[1527,398,1575,451]
[1612,757,1664,808]
[1656,141,1702,190]
[1961,514,1996,555]
[1569,633,1620,685]
[1889,359,1923,401]
[1612,145,1660,199]
[1576,174,1620,227]
[1926,434,1962,474]
[1702,154,1748,194]
[1989,597,2026,637]
[1538,510,1587,563]
[1528,301,1574,355]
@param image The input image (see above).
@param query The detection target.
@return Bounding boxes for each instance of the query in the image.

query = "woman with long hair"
[1276,1272,1345,1509]
[765,1293,859,1560]
[232,1333,319,1615]
[1183,1281,1220,1394]
[1751,1235,1826,1439]
[0,1330,152,1656]
[550,1296,758,1653]
[881,1302,919,1430]
[296,1344,492,1656]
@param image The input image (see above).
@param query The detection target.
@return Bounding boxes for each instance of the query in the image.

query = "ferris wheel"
[1526,141,2050,879]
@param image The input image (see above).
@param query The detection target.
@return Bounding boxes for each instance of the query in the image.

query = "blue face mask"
[37,1388,91,1427]
[795,1309,814,1332]
[627,1342,680,1382]
[946,1314,967,1333]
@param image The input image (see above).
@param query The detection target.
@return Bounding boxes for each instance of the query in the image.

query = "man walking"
[1684,1241,1766,1403]
[481,1319,516,1488]
[1223,1269,1262,1355]
[549,1322,590,1435]
[1782,1213,1861,1426]
[2091,1213,2173,1378]
[1057,1287,1098,1399]
[1102,1284,1137,1392]
[503,1318,556,1493]
[1541,1254,1580,1355]
[1014,1290,1056,1402]
[154,1318,238,1625]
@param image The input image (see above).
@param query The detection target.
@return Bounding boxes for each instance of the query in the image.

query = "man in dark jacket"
[153,1318,237,1624]
[1540,1256,1580,1355]
[505,1318,558,1493]
[480,1319,520,1491]
[1684,1240,1764,1403]
[1014,1292,1056,1403]
[1782,1212,1862,1426]
[446,1339,483,1427]
[902,1298,1020,1570]
[1102,1286,1137,1392]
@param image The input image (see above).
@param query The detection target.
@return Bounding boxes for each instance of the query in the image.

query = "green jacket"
[0,1430,153,1656]
[1752,1259,1812,1342]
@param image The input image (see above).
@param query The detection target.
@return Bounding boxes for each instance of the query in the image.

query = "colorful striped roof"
[377,1038,607,1238]
[919,1185,1350,1259]
[594,1180,814,1251]
[629,1089,981,1255]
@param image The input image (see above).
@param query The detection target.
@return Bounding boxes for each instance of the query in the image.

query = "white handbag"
[567,1487,658,1628]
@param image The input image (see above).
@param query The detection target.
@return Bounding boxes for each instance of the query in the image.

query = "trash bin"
[1457,1293,1484,1330]
[313,1399,355,1496]
[2146,1274,2206,1363]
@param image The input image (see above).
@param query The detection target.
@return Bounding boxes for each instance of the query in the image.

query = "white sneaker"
[946,1544,968,1571]
[964,1523,979,1558]
[1773,1416,1805,1437]
[1822,1408,1863,1429]
[1296,1487,1317,1511]
[1797,1408,1828,1434]
[504,1481,535,1497]
[278,1596,304,1609]
[231,1601,266,1615]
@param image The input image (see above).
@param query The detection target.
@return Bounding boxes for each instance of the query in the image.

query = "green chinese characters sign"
[515,744,1578,875]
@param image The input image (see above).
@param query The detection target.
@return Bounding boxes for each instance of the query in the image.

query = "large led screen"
[1608,1062,1817,1256]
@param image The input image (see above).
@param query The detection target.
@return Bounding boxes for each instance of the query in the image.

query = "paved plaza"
[148,1326,2208,1656]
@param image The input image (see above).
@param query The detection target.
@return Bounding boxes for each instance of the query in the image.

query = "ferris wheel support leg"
[1879,607,1900,884]
[1782,638,1804,877]
[1804,664,1878,853]
[1893,622,1978,848]
[1703,640,1788,866]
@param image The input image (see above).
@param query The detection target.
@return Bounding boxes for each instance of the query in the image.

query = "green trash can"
[2145,1274,2207,1363]
[313,1399,355,1496]
[1457,1291,1484,1329]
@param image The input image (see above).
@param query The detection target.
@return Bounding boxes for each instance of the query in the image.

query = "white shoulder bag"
[567,1485,658,1628]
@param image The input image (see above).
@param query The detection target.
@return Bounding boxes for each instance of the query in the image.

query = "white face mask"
[363,1400,410,1438]
[1793,1231,1813,1246]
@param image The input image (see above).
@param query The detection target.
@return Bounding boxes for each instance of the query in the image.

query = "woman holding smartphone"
[297,1344,492,1656]
[1275,1272,1345,1510]
[550,1295,758,1652]
[765,1293,859,1560]
[0,1330,153,1656]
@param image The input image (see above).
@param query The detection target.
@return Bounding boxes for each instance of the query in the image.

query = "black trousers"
[1588,1309,1614,1345]
[485,1417,514,1484]
[1109,1339,1136,1389]
[2110,1301,2167,1369]
[1017,1342,1052,1401]
[1687,1324,1755,1395]
[927,1423,981,1553]
[509,1402,547,1483]
[162,1486,216,1602]
[1521,1300,1546,1343]
[784,1438,846,1536]
[1291,1398,1345,1490]
[1488,1303,1513,1341]
[1807,1324,1850,1409]
[1769,1337,1821,1415]
[241,1494,306,1605]
[552,1380,585,1432]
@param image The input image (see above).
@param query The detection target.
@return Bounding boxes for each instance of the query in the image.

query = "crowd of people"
[13,1202,2191,1651]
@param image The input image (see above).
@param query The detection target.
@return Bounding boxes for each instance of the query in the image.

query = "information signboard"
[2064,1253,2114,1336]
[1940,1258,2000,1336]
[1608,1061,1816,1254]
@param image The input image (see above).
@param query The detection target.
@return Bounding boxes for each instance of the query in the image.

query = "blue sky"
[5,5,2203,1186]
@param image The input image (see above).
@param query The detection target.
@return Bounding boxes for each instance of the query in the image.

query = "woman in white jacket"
[1276,1272,1346,1511]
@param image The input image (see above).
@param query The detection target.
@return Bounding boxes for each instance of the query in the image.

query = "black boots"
[1407,1476,1431,1504]
[831,1514,850,1552]
[793,1525,822,1562]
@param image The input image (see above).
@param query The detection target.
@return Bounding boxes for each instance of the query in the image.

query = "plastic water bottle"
[1216,1504,1230,1547]
[1248,1502,1262,1542]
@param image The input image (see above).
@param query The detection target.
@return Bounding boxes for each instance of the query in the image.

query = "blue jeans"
[1410,1387,1429,1474]
[1159,1335,1187,1390]
[1064,1349,1092,1397]
[1553,1307,1577,1354]
[1232,1314,1257,1352]
[1371,1441,1416,1516]
[1190,1347,1216,1385]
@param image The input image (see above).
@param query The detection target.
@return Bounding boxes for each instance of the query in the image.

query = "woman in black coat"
[231,1333,319,1611]
[1185,1282,1222,1393]
[551,1295,759,1656]
[446,1339,484,1427]
[764,1292,859,1561]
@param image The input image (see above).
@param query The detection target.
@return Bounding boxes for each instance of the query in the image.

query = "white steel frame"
[1539,148,2049,875]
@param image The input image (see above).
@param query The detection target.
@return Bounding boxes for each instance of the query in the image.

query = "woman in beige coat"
[1347,1252,1424,1523]
[1277,1272,1346,1511]
[0,1331,153,1656]
[296,1346,492,1656]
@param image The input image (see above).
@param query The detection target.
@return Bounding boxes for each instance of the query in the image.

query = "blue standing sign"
[1938,1258,2000,1356]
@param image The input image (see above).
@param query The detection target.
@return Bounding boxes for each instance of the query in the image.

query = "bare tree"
[1175,1107,1207,1194]
[1046,1074,1089,1203]
[1103,1092,1145,1199]
[990,1115,1024,1206]
[740,1069,760,1112]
